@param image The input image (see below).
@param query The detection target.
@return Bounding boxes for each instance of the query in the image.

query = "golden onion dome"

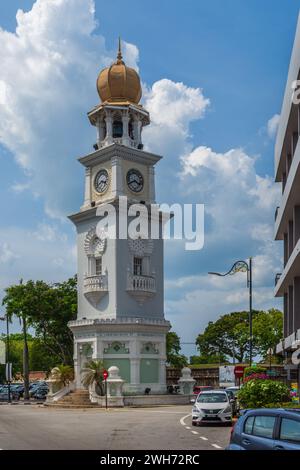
[97,38,142,105]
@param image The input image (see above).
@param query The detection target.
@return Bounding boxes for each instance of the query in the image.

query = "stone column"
[148,166,156,203]
[137,120,142,146]
[122,113,130,146]
[159,358,166,389]
[82,167,91,208]
[111,156,123,198]
[96,118,106,145]
[130,358,140,391]
[105,114,113,145]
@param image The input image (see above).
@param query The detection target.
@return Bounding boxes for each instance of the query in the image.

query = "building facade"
[275,15,300,383]
[68,42,170,393]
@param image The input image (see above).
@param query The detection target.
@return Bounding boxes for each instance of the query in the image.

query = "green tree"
[3,276,77,368]
[252,309,283,360]
[190,353,226,365]
[166,331,188,368]
[196,309,283,363]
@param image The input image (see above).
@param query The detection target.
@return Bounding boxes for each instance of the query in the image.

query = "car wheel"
[192,421,198,426]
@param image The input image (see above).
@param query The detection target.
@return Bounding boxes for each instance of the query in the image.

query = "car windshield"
[197,393,228,403]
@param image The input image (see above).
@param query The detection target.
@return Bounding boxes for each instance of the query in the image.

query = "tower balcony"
[127,273,156,305]
[83,274,108,306]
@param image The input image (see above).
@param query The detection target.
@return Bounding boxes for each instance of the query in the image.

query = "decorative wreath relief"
[128,237,154,257]
[84,226,107,256]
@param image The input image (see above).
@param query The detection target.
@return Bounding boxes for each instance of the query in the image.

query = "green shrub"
[238,379,289,408]
[244,366,266,377]
[262,402,300,409]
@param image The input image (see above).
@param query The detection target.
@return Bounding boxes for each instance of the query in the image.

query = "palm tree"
[81,359,105,396]
[51,364,74,386]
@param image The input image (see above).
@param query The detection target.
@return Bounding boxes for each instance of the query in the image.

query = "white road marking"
[200,436,208,441]
[180,413,191,426]
[185,426,191,430]
[191,430,198,435]
[211,443,222,449]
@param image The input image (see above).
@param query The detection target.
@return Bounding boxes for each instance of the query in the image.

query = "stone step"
[46,403,98,409]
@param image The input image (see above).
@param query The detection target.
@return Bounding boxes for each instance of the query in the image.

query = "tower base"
[69,317,170,394]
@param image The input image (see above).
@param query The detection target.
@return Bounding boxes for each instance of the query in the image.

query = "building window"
[95,257,102,276]
[112,120,123,138]
[133,257,143,276]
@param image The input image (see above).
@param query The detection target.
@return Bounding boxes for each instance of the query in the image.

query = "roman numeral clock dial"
[94,169,109,194]
[127,169,144,193]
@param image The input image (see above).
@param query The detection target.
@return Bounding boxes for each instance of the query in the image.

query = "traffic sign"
[103,369,108,380]
[234,365,245,378]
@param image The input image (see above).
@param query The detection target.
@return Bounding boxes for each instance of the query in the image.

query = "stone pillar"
[106,366,124,398]
[96,118,106,145]
[105,115,113,145]
[111,156,123,198]
[82,167,91,208]
[130,358,140,390]
[137,120,142,146]
[148,166,156,203]
[178,367,195,395]
[159,359,166,388]
[122,113,130,146]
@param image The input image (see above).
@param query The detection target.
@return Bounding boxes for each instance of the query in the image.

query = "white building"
[275,15,300,383]
[68,42,170,393]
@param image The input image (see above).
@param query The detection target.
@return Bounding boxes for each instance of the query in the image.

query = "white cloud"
[267,113,280,139]
[0,243,19,263]
[0,0,138,219]
[143,79,209,158]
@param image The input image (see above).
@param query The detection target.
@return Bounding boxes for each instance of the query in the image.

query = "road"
[0,404,231,450]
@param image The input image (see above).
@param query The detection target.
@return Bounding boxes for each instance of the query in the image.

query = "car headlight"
[192,407,199,413]
[222,405,232,413]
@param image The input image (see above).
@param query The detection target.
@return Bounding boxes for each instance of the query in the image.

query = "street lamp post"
[0,313,11,403]
[208,257,253,367]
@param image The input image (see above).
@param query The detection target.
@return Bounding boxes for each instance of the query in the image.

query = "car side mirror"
[190,398,195,404]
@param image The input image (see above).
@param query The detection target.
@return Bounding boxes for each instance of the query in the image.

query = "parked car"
[0,388,21,401]
[227,408,300,450]
[225,387,240,415]
[192,390,233,425]
[193,385,214,395]
[33,389,48,400]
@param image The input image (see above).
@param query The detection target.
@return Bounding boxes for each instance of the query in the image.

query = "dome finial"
[117,36,123,63]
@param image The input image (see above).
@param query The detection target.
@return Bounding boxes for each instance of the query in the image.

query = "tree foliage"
[196,309,283,363]
[2,276,77,366]
[166,331,188,368]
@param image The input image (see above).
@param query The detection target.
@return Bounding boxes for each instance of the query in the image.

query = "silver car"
[192,390,233,425]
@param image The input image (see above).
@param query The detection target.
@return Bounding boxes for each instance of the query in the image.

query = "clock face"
[127,169,144,193]
[94,169,109,194]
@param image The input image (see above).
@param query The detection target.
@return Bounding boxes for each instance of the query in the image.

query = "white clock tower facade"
[68,42,170,393]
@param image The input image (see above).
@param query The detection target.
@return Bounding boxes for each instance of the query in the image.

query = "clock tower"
[68,41,170,393]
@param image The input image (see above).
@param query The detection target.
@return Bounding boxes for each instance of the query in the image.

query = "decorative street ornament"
[228,261,248,275]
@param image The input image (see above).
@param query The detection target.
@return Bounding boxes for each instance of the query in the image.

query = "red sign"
[103,370,108,380]
[234,366,245,378]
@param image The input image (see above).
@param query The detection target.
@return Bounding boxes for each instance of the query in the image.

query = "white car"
[192,390,233,426]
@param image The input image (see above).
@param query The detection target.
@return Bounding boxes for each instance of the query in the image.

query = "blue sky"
[0,0,298,356]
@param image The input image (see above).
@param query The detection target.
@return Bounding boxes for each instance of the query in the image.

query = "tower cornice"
[78,143,162,168]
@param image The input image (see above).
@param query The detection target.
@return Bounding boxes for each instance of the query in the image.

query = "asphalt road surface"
[0,404,231,450]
